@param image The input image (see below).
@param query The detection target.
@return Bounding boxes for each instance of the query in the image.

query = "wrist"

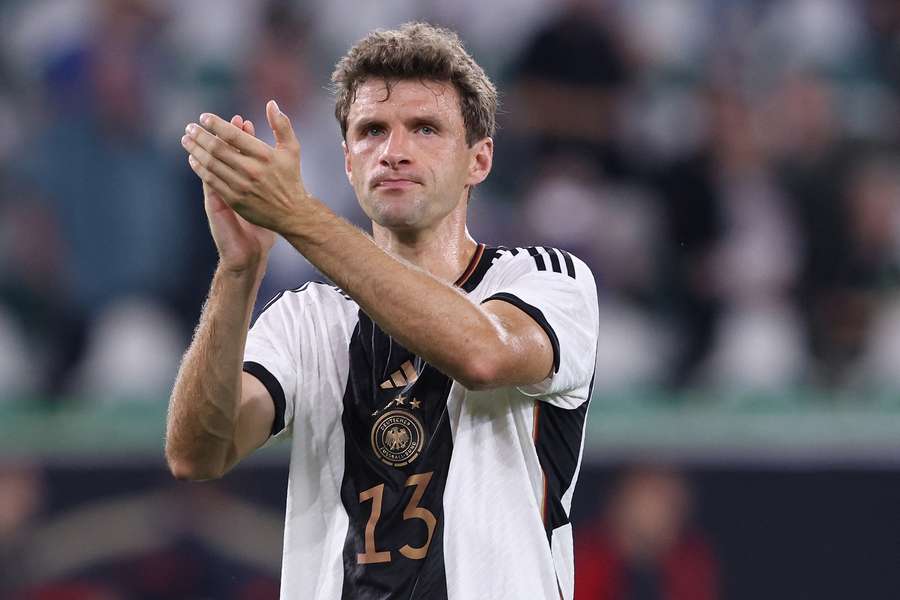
[279,193,336,244]
[218,257,267,285]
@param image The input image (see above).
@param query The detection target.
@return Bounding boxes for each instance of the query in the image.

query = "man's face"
[343,78,492,232]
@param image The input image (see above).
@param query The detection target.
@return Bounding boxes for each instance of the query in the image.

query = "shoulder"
[488,245,594,283]
[253,281,356,325]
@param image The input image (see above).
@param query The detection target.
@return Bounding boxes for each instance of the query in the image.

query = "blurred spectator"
[770,71,898,386]
[575,466,718,600]
[0,178,68,397]
[12,0,188,394]
[504,0,631,184]
[812,156,900,388]
[692,88,805,390]
[653,87,803,388]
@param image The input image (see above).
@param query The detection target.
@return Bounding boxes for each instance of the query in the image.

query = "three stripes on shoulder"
[498,246,577,279]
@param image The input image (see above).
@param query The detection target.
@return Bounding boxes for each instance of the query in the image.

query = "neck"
[371,204,479,285]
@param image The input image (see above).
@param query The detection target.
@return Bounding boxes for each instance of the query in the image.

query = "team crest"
[371,410,424,467]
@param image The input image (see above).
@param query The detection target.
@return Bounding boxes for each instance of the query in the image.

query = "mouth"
[372,177,421,190]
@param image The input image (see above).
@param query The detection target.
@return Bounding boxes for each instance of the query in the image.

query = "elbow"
[457,355,503,391]
[165,449,224,482]
[167,460,195,481]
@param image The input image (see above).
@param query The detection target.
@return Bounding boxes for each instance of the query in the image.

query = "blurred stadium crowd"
[1,2,900,599]
[3,0,900,402]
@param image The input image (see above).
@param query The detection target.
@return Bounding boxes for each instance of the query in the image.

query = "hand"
[193,115,276,274]
[181,100,309,236]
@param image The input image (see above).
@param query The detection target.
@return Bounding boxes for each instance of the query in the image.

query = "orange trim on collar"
[453,243,485,288]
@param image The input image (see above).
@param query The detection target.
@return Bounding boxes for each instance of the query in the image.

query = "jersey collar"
[455,243,499,293]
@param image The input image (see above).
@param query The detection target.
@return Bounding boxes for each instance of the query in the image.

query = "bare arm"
[165,266,274,480]
[167,116,277,481]
[181,105,553,390]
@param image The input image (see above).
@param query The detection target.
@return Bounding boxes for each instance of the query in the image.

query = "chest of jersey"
[338,312,455,598]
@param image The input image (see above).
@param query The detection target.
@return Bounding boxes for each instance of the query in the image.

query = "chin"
[368,197,427,229]
[373,211,423,230]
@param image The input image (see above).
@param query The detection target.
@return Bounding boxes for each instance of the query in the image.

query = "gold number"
[399,472,436,559]
[356,471,437,565]
[357,483,391,564]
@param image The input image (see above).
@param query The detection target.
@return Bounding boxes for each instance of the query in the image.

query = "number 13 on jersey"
[357,471,436,564]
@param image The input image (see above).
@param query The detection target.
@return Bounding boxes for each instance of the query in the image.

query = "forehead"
[347,78,463,125]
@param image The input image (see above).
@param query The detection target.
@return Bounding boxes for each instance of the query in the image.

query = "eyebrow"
[351,114,447,136]
[351,118,387,136]
[408,116,443,130]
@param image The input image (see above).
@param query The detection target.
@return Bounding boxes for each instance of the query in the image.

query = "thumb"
[266,100,296,148]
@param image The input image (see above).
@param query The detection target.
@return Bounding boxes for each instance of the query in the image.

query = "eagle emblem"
[386,426,410,450]
[371,410,425,467]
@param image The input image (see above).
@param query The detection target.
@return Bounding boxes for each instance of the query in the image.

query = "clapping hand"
[185,113,277,273]
[181,100,310,245]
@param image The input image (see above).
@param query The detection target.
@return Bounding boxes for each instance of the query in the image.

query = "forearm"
[282,199,504,388]
[165,264,264,479]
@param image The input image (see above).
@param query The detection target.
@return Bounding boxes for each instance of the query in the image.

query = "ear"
[342,140,353,183]
[466,137,494,187]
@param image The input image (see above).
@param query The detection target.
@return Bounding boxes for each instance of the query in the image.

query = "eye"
[418,125,436,135]
[366,126,384,137]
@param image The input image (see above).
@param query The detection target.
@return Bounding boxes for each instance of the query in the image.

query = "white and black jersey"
[243,244,599,600]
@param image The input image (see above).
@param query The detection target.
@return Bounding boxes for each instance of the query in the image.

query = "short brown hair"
[331,22,497,146]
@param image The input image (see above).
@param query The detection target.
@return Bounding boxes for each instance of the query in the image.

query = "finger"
[232,115,253,154]
[182,132,248,191]
[185,122,254,172]
[243,120,256,136]
[199,112,271,157]
[189,155,233,201]
[266,100,298,149]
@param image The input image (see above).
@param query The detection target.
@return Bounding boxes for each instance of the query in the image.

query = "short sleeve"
[243,282,357,441]
[481,248,599,408]
[243,291,302,440]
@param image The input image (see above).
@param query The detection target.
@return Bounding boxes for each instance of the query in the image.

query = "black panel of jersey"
[339,310,453,600]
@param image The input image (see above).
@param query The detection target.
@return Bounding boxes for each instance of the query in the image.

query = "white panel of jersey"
[243,244,599,600]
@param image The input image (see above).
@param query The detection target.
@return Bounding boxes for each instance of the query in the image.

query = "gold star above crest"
[395,395,406,406]
[410,398,421,409]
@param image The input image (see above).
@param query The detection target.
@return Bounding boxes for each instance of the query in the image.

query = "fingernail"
[186,123,198,136]
[181,135,189,146]
[200,113,211,126]
[272,100,282,115]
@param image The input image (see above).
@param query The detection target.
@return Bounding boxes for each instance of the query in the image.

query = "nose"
[379,130,412,169]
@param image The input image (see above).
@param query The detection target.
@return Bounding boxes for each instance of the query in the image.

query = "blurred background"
[0,0,899,598]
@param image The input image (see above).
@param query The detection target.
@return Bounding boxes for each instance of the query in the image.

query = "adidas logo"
[380,360,419,390]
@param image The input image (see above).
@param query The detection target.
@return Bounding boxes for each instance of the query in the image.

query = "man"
[167,22,599,600]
